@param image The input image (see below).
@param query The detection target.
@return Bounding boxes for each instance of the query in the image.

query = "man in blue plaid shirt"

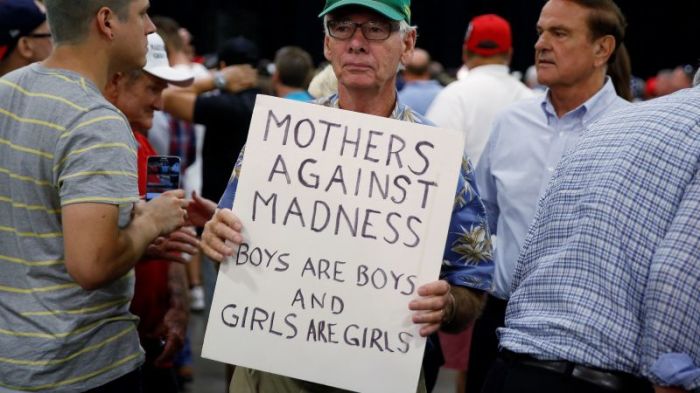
[482,74,700,392]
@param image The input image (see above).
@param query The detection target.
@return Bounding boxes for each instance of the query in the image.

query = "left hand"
[145,227,199,263]
[153,306,188,367]
[408,279,454,337]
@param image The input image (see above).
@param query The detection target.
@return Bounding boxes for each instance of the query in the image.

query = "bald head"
[404,47,431,81]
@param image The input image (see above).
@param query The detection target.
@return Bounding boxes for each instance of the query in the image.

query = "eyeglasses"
[326,20,398,41]
[25,33,52,39]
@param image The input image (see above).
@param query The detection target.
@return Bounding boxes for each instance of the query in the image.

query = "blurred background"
[149,0,699,79]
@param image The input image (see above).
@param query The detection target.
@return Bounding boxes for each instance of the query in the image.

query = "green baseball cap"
[319,0,411,23]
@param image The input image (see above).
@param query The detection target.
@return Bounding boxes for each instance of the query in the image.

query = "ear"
[399,29,417,66]
[95,6,115,40]
[323,35,332,62]
[14,37,34,60]
[593,35,615,67]
[103,72,123,101]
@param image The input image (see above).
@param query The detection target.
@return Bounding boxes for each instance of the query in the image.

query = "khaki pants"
[230,366,427,393]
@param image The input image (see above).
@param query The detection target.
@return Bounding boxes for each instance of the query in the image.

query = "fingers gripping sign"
[408,279,455,337]
[201,208,244,262]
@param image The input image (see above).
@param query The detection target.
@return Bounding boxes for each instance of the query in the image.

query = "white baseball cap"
[143,33,194,87]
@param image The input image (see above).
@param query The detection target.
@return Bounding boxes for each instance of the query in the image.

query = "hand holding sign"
[201,208,244,261]
[409,279,454,337]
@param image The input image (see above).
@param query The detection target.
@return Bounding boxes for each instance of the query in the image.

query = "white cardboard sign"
[202,95,464,393]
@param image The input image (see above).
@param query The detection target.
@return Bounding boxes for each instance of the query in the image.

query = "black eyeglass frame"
[25,33,52,39]
[326,20,400,41]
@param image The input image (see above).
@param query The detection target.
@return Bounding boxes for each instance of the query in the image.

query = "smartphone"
[146,155,181,201]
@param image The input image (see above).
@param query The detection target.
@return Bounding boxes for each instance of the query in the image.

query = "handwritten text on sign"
[202,95,464,393]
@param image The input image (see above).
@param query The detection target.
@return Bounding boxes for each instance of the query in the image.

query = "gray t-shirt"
[0,64,143,392]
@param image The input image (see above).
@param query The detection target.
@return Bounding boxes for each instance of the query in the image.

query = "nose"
[347,24,368,53]
[153,94,164,111]
[534,32,548,51]
[144,13,156,35]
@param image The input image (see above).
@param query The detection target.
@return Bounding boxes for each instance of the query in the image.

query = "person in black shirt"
[163,36,260,202]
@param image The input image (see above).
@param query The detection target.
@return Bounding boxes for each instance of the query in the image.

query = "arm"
[410,156,494,336]
[162,64,257,123]
[153,262,190,367]
[62,190,188,290]
[199,149,246,262]
[641,168,700,392]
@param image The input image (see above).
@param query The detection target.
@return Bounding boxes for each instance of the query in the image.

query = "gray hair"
[694,67,700,87]
[45,0,132,45]
[322,15,416,39]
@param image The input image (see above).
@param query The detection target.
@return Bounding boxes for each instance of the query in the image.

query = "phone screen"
[146,156,181,201]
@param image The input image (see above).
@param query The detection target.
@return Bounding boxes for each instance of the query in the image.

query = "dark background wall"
[149,0,699,79]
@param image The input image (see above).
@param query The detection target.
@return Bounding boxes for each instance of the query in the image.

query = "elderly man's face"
[323,9,415,93]
[534,0,607,90]
[112,72,168,133]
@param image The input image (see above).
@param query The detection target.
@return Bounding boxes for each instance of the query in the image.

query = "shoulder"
[436,79,470,98]
[495,95,543,121]
[400,104,435,126]
[597,88,700,135]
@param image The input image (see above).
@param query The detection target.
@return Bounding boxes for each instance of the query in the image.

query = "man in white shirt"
[426,14,533,165]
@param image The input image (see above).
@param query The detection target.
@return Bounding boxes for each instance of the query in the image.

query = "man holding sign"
[201,1,493,392]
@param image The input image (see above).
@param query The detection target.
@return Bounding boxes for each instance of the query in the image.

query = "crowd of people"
[0,0,698,392]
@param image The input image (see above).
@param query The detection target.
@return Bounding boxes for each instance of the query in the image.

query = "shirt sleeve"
[439,155,494,292]
[475,124,500,235]
[641,166,700,390]
[217,145,246,210]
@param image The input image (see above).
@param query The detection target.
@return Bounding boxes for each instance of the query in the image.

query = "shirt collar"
[319,92,406,120]
[540,77,619,124]
[317,92,429,124]
[468,64,510,76]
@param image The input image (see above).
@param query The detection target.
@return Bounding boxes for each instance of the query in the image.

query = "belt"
[500,349,651,392]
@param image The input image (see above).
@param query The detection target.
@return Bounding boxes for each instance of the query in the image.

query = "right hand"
[185,191,217,228]
[201,208,243,262]
[138,189,189,236]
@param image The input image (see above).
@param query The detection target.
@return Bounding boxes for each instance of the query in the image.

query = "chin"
[340,77,378,91]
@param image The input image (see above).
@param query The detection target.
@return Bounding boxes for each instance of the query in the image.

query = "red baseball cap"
[464,14,512,57]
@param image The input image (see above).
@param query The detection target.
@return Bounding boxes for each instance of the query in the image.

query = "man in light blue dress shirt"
[469,0,631,391]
